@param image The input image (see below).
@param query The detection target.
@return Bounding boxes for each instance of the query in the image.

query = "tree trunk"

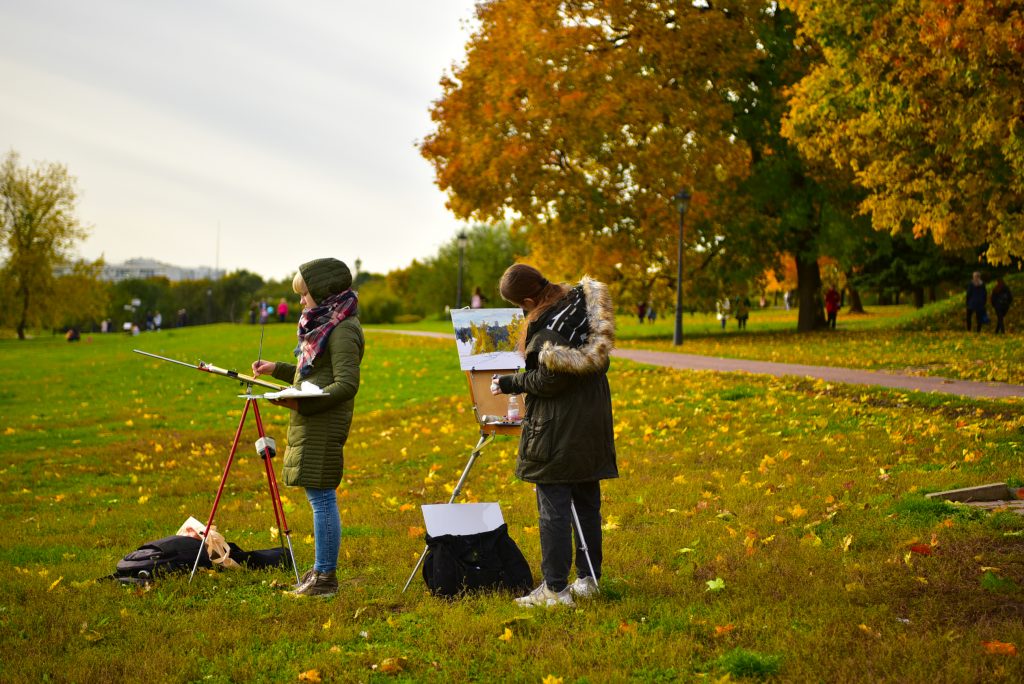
[847,286,865,313]
[796,253,827,332]
[912,287,925,308]
[929,285,937,303]
[16,283,29,340]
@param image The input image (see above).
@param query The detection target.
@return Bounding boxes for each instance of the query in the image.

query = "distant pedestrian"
[154,311,162,330]
[825,286,841,329]
[470,287,488,309]
[717,297,730,330]
[991,277,1013,334]
[277,298,288,323]
[637,301,647,324]
[259,300,270,325]
[965,272,988,332]
[735,296,750,330]
[646,305,656,324]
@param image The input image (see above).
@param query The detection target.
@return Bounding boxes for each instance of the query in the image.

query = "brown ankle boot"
[288,570,337,597]
[291,567,314,590]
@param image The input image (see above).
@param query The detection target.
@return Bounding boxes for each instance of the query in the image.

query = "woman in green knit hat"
[252,258,364,597]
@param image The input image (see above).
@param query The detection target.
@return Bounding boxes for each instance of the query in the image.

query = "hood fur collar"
[537,276,615,374]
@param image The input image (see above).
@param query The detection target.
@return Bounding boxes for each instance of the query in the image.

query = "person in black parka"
[991,277,1013,334]
[965,271,988,332]
[492,264,618,607]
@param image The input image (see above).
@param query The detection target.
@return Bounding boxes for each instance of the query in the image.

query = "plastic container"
[507,395,521,422]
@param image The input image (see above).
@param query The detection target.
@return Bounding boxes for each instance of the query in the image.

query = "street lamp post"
[455,230,468,308]
[672,188,691,346]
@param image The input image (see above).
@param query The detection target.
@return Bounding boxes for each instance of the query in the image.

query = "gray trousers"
[535,482,603,592]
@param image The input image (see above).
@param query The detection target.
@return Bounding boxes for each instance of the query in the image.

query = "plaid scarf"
[294,289,358,377]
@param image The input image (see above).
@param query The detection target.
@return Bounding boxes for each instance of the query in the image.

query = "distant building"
[57,257,224,282]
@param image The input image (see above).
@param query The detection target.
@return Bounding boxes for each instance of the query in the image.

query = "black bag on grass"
[114,535,210,583]
[111,534,287,584]
[421,524,533,598]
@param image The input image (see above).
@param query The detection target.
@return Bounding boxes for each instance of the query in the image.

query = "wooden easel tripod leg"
[189,398,299,583]
[401,431,495,593]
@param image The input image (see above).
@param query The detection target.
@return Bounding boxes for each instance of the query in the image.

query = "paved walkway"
[613,349,1024,400]
[369,329,1024,400]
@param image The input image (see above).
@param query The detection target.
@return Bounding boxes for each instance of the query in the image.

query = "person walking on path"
[251,258,364,597]
[965,272,988,332]
[276,298,288,323]
[636,301,647,324]
[491,264,618,608]
[717,297,731,330]
[991,277,1013,334]
[825,286,841,330]
[470,286,487,309]
[735,296,750,330]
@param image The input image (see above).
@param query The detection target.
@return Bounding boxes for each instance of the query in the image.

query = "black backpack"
[112,534,287,584]
[421,524,534,598]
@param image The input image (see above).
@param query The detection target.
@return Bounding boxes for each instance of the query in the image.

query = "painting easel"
[401,367,522,593]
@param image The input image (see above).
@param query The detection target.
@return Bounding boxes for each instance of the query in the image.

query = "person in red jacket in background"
[825,286,841,329]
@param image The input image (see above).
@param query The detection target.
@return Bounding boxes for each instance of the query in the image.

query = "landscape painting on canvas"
[450,308,526,371]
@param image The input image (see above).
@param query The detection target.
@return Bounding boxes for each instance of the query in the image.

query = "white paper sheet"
[238,380,326,400]
[421,502,505,536]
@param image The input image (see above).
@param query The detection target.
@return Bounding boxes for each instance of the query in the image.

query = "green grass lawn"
[1,325,1023,682]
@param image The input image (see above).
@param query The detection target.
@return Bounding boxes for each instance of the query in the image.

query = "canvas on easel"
[451,308,526,436]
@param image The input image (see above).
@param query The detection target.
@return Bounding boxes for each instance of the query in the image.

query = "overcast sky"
[0,0,479,281]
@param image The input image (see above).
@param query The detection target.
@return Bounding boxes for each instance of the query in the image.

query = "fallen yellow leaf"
[378,657,407,674]
[981,640,1017,656]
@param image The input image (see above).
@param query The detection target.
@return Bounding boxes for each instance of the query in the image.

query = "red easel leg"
[189,398,250,581]
[252,400,300,582]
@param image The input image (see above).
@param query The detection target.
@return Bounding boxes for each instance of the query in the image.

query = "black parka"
[497,277,618,484]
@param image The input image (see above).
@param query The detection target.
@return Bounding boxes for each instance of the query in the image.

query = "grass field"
[2,324,1024,682]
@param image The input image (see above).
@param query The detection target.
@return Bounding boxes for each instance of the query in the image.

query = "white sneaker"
[514,582,575,608]
[569,576,599,599]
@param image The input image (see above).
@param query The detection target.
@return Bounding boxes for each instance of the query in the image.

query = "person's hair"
[292,272,307,295]
[499,264,569,352]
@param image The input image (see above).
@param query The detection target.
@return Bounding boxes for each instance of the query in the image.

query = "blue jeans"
[305,488,341,573]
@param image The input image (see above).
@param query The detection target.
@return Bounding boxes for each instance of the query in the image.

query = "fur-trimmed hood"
[533,276,616,374]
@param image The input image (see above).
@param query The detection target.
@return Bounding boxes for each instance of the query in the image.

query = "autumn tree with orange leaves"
[422,1,876,330]
[782,0,1024,265]
[421,1,771,313]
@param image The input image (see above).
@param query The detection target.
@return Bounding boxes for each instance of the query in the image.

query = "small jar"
[507,394,521,422]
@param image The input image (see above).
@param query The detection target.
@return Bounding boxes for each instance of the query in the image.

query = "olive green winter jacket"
[271,317,363,488]
[268,257,363,490]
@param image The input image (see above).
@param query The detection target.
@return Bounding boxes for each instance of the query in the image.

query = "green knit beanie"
[299,258,353,303]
